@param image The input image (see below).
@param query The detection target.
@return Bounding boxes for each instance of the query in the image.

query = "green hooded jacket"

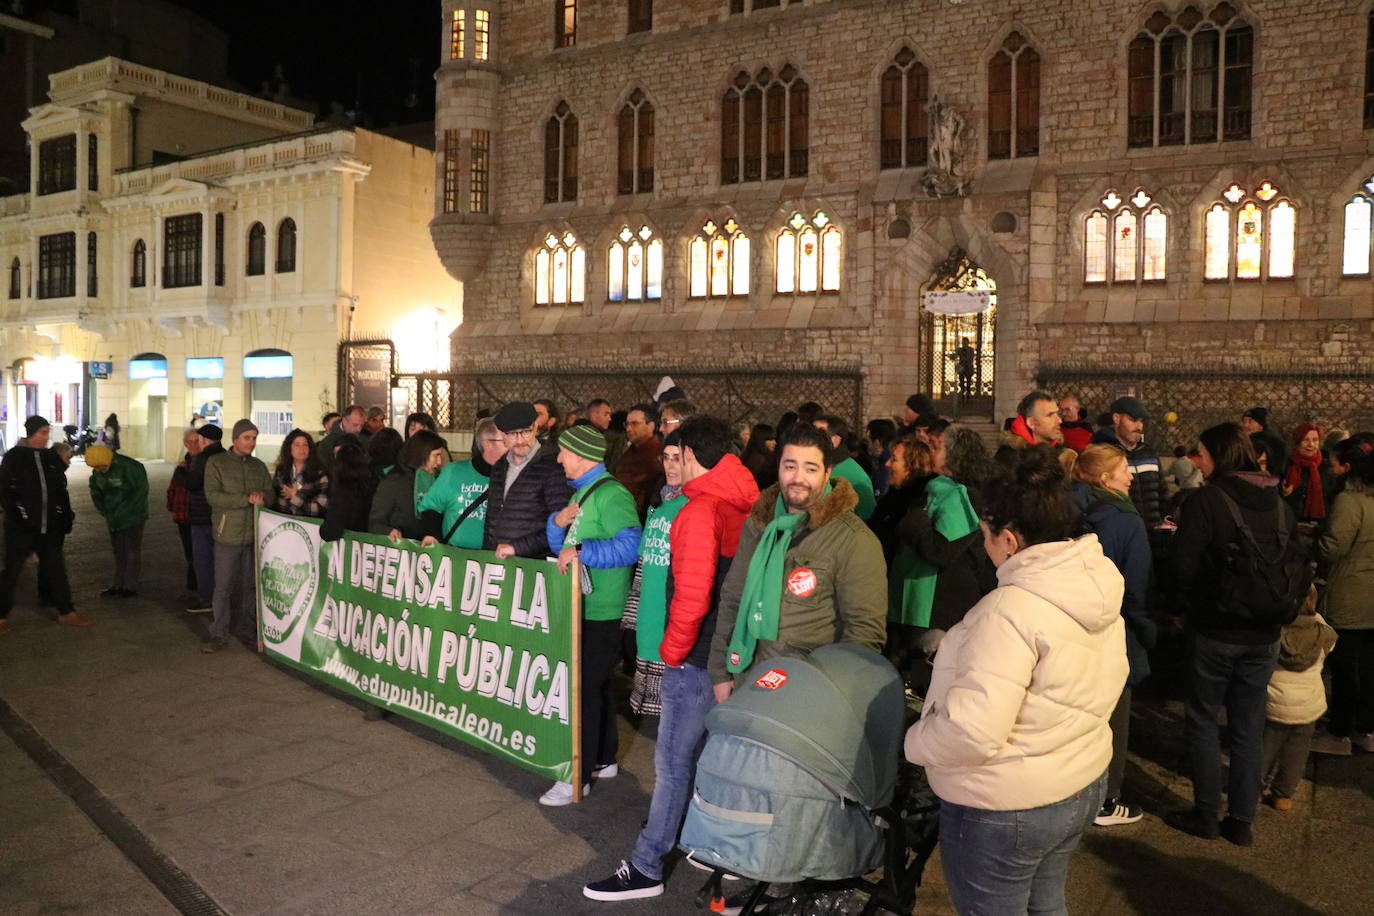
[89,453,149,532]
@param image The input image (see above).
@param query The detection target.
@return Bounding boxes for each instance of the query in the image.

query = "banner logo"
[787,567,817,597]
[259,520,318,646]
[754,668,788,690]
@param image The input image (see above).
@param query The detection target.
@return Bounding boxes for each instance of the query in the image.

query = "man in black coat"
[484,402,573,559]
[1091,397,1167,531]
[185,423,225,611]
[1241,406,1288,474]
[0,416,90,632]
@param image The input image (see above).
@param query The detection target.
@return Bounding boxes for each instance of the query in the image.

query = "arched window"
[721,65,808,184]
[617,90,654,195]
[534,231,586,304]
[988,32,1040,159]
[1342,175,1374,276]
[1128,4,1252,148]
[247,222,266,275]
[88,134,98,191]
[544,101,578,203]
[880,48,928,170]
[776,211,841,294]
[7,257,19,299]
[689,218,750,298]
[608,226,663,302]
[87,232,97,297]
[1083,189,1168,284]
[131,240,146,288]
[1203,181,1294,281]
[276,217,297,273]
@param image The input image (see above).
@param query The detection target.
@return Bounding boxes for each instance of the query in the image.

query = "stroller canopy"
[706,643,905,808]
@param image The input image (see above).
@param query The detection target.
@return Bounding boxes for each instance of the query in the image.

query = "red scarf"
[1285,447,1325,520]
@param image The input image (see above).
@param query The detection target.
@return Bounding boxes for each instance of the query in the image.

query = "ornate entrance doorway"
[921,248,996,417]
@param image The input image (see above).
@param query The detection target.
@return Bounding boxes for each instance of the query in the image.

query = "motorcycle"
[63,425,99,456]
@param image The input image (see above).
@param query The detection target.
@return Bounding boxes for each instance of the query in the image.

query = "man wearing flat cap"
[202,419,272,652]
[483,402,575,559]
[1092,396,1168,530]
[0,416,90,633]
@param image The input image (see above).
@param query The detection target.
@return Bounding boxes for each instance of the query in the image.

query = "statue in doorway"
[924,95,969,198]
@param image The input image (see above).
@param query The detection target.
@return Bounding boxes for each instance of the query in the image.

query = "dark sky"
[176,0,439,126]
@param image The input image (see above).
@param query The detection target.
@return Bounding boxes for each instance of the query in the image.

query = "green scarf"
[413,468,436,512]
[1091,486,1137,515]
[888,476,980,627]
[726,489,819,674]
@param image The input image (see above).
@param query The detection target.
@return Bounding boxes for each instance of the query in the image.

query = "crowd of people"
[1,383,1370,915]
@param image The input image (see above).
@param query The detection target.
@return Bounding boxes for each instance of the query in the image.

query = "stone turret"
[430,1,499,283]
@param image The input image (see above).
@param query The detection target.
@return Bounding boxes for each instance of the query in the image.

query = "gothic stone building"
[431,0,1374,443]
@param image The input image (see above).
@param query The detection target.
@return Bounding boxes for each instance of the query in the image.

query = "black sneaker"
[200,636,230,654]
[1094,797,1144,826]
[1164,807,1220,840]
[582,860,664,901]
[1220,816,1254,847]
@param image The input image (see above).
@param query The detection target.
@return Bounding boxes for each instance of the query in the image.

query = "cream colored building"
[0,58,462,460]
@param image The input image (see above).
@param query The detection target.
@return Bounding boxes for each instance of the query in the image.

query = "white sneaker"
[593,763,618,779]
[538,780,591,806]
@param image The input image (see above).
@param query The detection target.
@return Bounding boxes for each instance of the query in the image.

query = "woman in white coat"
[905,445,1129,915]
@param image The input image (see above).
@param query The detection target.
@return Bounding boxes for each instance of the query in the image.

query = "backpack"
[1214,488,1312,626]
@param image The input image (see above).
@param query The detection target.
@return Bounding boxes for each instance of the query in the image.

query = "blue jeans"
[1184,633,1279,823]
[939,771,1107,916]
[190,525,215,603]
[629,663,715,881]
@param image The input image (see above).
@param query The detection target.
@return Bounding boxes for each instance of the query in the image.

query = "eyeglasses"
[504,427,536,439]
[661,418,682,428]
[660,454,682,465]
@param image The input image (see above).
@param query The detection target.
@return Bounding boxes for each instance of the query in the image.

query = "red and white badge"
[787,567,817,597]
[755,668,789,690]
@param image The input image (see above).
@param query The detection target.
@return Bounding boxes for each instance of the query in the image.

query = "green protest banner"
[255,508,580,785]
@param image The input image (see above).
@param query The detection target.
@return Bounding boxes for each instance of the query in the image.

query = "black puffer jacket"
[1170,472,1289,646]
[0,446,73,536]
[186,442,225,525]
[1092,429,1167,529]
[483,443,571,558]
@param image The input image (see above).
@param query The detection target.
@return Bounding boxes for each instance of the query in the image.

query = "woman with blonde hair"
[1072,444,1157,827]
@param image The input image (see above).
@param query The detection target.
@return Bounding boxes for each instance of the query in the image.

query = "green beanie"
[560,424,606,462]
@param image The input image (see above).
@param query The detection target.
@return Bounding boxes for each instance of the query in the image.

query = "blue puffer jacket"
[1073,482,1157,685]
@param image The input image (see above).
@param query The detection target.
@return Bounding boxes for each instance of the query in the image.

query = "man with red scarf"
[1283,423,1331,529]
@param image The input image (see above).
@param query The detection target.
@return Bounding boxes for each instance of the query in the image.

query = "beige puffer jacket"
[1266,613,1337,726]
[905,534,1128,810]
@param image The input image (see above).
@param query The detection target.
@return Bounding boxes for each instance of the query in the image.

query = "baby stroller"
[679,643,940,915]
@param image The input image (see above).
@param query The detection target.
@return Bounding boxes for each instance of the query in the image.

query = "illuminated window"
[474,10,490,60]
[617,90,654,195]
[534,231,586,305]
[131,240,146,288]
[1083,189,1167,285]
[721,65,807,184]
[880,47,928,170]
[628,0,652,33]
[7,257,19,299]
[1203,181,1295,281]
[470,130,490,214]
[555,0,576,48]
[450,10,464,59]
[1342,176,1374,276]
[689,218,750,299]
[276,218,297,273]
[775,212,840,294]
[247,222,266,275]
[988,33,1040,160]
[608,226,663,302]
[442,129,460,213]
[1128,4,1252,148]
[544,101,578,203]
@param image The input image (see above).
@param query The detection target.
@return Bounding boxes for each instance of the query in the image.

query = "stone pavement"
[0,460,1370,915]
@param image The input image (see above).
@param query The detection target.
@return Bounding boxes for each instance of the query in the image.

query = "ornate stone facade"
[432,0,1374,423]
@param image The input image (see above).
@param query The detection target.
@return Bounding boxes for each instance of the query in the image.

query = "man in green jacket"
[420,417,507,549]
[710,422,887,698]
[815,414,877,520]
[542,424,642,807]
[86,444,149,598]
[202,419,273,652]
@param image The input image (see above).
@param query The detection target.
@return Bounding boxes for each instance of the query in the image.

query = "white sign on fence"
[923,290,991,315]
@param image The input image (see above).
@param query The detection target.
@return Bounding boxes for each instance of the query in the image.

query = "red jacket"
[660,453,760,667]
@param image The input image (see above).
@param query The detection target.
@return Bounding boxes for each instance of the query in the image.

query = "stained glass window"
[608,225,661,302]
[1084,190,1165,285]
[535,231,585,305]
[1206,182,1295,281]
[1268,201,1295,279]
[775,212,841,294]
[1344,195,1373,276]
[1204,204,1230,280]
[690,218,750,298]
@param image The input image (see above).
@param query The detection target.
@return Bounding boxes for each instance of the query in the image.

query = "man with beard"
[709,423,887,698]
[420,417,507,549]
[484,401,571,559]
[1092,396,1167,530]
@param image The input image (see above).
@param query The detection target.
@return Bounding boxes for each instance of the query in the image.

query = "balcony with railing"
[112,128,360,196]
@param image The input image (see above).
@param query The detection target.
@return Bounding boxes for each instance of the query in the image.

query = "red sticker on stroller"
[755,668,788,690]
[787,567,816,597]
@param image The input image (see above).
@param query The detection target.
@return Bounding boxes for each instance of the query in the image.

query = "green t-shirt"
[635,493,687,663]
[565,473,641,621]
[831,456,876,521]
[418,460,489,549]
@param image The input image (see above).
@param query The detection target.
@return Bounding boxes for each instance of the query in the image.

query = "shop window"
[721,64,808,184]
[1203,181,1294,281]
[1083,189,1168,284]
[775,211,840,294]
[534,231,586,304]
[608,225,662,302]
[880,48,928,170]
[689,218,750,299]
[988,32,1040,160]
